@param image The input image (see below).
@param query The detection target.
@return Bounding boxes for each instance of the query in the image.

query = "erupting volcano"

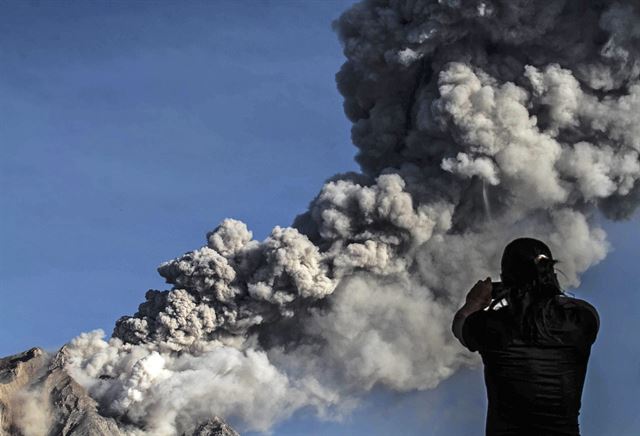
[2,1,639,435]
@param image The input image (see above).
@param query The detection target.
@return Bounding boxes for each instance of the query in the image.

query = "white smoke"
[64,331,340,435]
[12,387,52,436]
[62,0,640,433]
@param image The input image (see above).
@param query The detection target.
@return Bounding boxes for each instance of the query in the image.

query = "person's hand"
[465,277,492,309]
[452,277,493,345]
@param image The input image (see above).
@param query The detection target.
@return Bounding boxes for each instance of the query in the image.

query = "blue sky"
[1,1,637,435]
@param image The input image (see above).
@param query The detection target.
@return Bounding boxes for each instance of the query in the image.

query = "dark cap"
[501,237,554,287]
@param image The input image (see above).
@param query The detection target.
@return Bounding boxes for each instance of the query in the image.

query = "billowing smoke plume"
[62,1,639,434]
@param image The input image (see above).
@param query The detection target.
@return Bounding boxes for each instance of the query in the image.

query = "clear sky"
[1,1,638,435]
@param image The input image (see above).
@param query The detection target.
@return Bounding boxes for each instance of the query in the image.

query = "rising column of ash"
[4,1,639,435]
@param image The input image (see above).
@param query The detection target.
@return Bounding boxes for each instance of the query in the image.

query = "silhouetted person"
[452,238,599,436]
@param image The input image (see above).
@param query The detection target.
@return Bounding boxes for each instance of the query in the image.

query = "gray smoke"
[63,1,640,434]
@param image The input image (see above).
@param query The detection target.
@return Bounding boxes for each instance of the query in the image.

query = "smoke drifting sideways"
[60,1,639,434]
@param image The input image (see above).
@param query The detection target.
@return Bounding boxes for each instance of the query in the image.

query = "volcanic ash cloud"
[60,1,640,434]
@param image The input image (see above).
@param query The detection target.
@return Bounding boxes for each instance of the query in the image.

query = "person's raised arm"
[452,277,492,348]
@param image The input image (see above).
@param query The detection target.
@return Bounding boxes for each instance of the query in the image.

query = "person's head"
[499,238,564,341]
[500,237,561,298]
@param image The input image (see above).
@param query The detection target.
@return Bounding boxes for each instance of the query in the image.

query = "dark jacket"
[462,296,599,436]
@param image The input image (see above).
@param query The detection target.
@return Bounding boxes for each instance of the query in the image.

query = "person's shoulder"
[553,295,600,338]
[554,295,598,317]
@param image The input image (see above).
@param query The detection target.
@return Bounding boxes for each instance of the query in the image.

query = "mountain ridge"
[0,348,239,436]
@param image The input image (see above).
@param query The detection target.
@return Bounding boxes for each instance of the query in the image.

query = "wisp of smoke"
[61,1,640,434]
